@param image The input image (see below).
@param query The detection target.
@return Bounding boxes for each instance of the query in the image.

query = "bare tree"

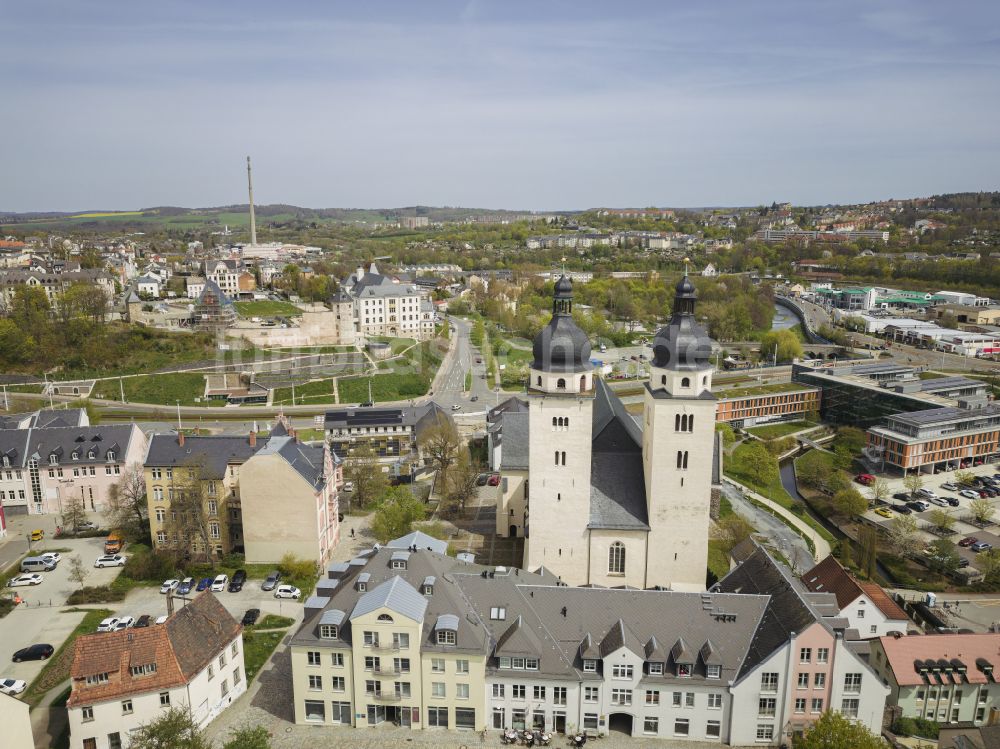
[902,473,925,498]
[106,463,149,541]
[419,414,461,492]
[445,448,481,516]
[62,493,88,534]
[886,514,919,556]
[344,444,388,510]
[166,458,217,566]
[68,554,89,588]
[869,478,891,505]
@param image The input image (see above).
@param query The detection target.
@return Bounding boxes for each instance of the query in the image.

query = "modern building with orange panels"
[715,384,821,428]
[864,405,1000,474]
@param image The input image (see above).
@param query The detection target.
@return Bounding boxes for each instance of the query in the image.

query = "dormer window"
[437,630,456,646]
[106,450,115,462]
[85,672,110,686]
[423,576,435,596]
[377,614,394,623]
[129,663,157,677]
[358,581,367,592]
[320,624,338,640]
[390,551,409,570]
[88,449,96,459]
[2,456,9,468]
[49,454,58,465]
[677,663,692,677]
[72,451,80,460]
[583,659,597,672]
[706,665,721,679]
[435,614,459,645]
[648,662,664,676]
[490,607,506,620]
[424,584,433,596]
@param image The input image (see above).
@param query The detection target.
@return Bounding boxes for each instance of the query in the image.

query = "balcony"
[373,664,401,677]
[371,691,405,703]
[370,643,400,654]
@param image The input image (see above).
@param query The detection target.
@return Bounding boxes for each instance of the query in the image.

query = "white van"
[20,557,56,573]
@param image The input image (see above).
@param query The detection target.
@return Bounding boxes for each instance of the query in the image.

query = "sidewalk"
[722,477,832,561]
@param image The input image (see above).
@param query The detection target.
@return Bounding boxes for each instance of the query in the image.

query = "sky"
[3,0,999,212]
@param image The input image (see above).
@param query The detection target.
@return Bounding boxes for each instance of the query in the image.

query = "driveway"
[721,484,814,573]
[0,534,118,685]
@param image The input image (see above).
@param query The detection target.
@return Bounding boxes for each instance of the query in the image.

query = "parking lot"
[861,463,1000,568]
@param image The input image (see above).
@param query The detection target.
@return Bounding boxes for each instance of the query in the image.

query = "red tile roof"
[879,633,1000,686]
[802,556,907,622]
[68,591,240,707]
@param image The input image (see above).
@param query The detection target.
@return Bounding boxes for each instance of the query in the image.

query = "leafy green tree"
[0,318,35,364]
[976,549,1000,582]
[344,445,388,510]
[954,470,977,487]
[9,285,51,331]
[714,422,736,446]
[970,497,996,526]
[886,514,919,556]
[759,329,803,363]
[926,538,961,575]
[903,473,925,497]
[222,725,272,749]
[927,508,955,534]
[869,478,891,505]
[738,441,778,488]
[711,514,755,553]
[128,707,210,749]
[371,486,426,543]
[832,488,867,518]
[797,710,885,749]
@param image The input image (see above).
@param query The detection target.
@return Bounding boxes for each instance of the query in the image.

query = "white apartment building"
[67,592,245,749]
[342,264,435,340]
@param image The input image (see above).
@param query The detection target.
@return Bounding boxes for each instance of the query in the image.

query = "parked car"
[77,520,99,531]
[11,644,53,662]
[241,608,261,626]
[228,570,247,592]
[874,507,893,519]
[211,574,229,592]
[94,555,126,568]
[487,474,501,486]
[927,496,950,507]
[907,500,930,512]
[0,678,27,696]
[941,482,959,492]
[6,574,43,587]
[342,481,354,492]
[960,490,980,499]
[945,497,961,507]
[855,474,875,486]
[451,404,462,411]
[177,577,195,595]
[29,530,44,542]
[916,488,938,500]
[892,492,911,501]
[160,579,180,594]
[476,473,490,486]
[470,395,479,402]
[261,571,281,591]
[196,577,212,592]
[38,552,61,566]
[111,616,135,631]
[892,504,913,514]
[274,585,301,600]
[959,536,979,547]
[972,541,994,553]
[97,617,123,633]
[133,615,152,629]
[958,558,971,568]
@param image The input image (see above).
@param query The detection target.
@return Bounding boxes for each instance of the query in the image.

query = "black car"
[261,571,281,591]
[12,644,54,662]
[241,608,260,626]
[958,558,971,568]
[892,492,910,501]
[476,473,490,487]
[228,570,247,592]
[892,504,913,514]
[946,497,961,507]
[133,614,152,629]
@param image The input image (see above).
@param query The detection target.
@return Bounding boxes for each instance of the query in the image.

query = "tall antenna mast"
[246,156,257,246]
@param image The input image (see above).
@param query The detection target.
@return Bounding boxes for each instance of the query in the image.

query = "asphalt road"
[721,484,815,573]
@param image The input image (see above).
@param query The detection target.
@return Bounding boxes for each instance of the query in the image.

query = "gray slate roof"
[25,425,138,465]
[254,435,331,487]
[498,412,529,471]
[387,531,448,555]
[145,434,265,478]
[350,576,429,623]
[589,379,648,530]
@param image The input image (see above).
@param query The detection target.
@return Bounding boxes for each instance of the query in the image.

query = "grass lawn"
[234,300,302,318]
[747,421,810,440]
[254,614,295,630]
[23,608,112,706]
[368,336,418,355]
[273,378,338,406]
[918,371,946,380]
[242,629,286,682]
[339,372,429,403]
[92,372,206,406]
[716,382,813,399]
[707,540,731,582]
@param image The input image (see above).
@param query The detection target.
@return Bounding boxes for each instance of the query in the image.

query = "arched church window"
[681,377,690,388]
[557,378,566,389]
[661,375,666,386]
[608,542,625,575]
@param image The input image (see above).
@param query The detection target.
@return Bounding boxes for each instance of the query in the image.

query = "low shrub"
[121,545,178,583]
[892,716,940,739]
[67,586,127,604]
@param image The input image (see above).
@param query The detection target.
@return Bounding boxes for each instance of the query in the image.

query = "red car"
[855,474,875,486]
[487,474,501,486]
[959,537,979,548]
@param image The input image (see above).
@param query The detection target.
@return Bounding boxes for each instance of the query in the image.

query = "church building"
[496,274,716,592]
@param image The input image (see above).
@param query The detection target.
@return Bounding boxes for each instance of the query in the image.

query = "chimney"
[178,432,185,447]
[249,431,256,448]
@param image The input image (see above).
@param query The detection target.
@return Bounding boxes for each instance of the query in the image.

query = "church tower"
[642,275,716,591]
[523,276,595,583]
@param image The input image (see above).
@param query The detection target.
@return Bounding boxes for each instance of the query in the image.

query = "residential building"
[341,263,435,340]
[289,538,886,743]
[323,402,452,478]
[864,404,1000,474]
[184,276,206,299]
[486,397,529,472]
[134,274,161,298]
[715,385,821,427]
[869,633,1000,727]
[144,431,265,558]
[67,592,244,749]
[498,275,716,591]
[239,423,342,567]
[0,420,146,516]
[400,216,430,229]
[0,693,33,749]
[801,556,909,638]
